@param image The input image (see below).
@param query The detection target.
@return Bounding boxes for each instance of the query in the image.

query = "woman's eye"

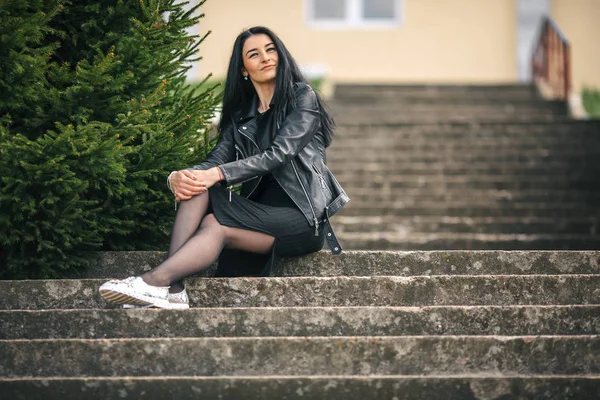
[267,47,276,52]
[249,53,257,58]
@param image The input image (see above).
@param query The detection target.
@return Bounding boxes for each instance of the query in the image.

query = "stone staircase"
[1,250,600,398]
[327,84,600,250]
[2,85,600,399]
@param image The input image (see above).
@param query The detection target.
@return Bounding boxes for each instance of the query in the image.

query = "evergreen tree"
[0,0,221,278]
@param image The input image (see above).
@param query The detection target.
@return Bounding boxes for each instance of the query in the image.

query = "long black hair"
[219,26,335,147]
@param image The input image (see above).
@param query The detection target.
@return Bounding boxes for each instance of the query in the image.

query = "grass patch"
[582,88,600,118]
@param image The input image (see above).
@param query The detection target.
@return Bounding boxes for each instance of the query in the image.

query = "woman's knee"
[200,213,220,227]
[178,192,208,211]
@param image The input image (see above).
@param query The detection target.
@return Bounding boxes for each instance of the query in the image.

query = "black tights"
[140,192,275,292]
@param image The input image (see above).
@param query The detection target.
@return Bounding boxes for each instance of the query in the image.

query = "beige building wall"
[552,0,600,91]
[197,0,518,84]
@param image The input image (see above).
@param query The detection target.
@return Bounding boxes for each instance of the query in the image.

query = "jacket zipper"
[291,159,320,236]
[236,128,262,200]
[275,120,320,235]
[311,164,328,190]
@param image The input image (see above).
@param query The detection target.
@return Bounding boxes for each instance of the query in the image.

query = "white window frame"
[305,0,404,30]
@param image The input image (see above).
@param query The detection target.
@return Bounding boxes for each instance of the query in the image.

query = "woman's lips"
[261,65,275,70]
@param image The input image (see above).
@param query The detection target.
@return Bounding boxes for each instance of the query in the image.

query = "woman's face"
[241,33,278,84]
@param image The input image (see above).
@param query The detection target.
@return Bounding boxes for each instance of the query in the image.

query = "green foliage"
[0,0,221,278]
[582,88,600,118]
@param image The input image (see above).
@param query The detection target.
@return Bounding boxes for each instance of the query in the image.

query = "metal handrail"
[531,16,571,100]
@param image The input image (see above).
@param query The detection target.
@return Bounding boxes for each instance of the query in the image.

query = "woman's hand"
[188,168,223,191]
[169,170,206,202]
[169,168,223,202]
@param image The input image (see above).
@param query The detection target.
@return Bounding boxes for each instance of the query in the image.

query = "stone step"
[333,131,600,142]
[332,88,548,99]
[1,336,598,377]
[327,149,600,162]
[331,136,600,148]
[342,199,599,210]
[333,97,568,109]
[333,120,600,134]
[331,106,562,116]
[343,188,600,203]
[2,275,599,310]
[337,233,600,251]
[1,305,598,339]
[334,84,541,99]
[333,216,598,235]
[333,91,546,101]
[76,250,600,279]
[339,204,600,218]
[334,113,564,124]
[2,376,598,400]
[331,107,561,118]
[332,173,598,185]
[328,152,600,163]
[332,178,597,191]
[341,200,600,213]
[330,147,600,159]
[331,164,599,175]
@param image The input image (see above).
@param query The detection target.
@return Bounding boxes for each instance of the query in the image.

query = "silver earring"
[244,76,248,81]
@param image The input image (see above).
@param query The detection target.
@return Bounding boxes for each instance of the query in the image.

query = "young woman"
[99,26,349,309]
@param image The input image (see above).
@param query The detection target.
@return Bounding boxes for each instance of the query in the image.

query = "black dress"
[206,108,325,276]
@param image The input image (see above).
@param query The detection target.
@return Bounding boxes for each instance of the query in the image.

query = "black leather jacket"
[190,83,349,254]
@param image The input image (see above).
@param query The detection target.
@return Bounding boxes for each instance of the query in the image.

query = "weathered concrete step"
[344,199,598,208]
[338,167,600,178]
[333,174,598,186]
[2,275,600,309]
[327,149,600,162]
[344,187,600,200]
[2,305,598,339]
[78,250,600,278]
[341,201,600,216]
[1,336,598,377]
[335,119,600,128]
[334,113,563,124]
[328,153,600,163]
[330,147,600,159]
[331,106,562,116]
[333,99,559,106]
[333,97,568,108]
[339,204,600,218]
[332,138,600,149]
[338,233,600,251]
[335,160,599,169]
[2,376,598,400]
[333,122,600,136]
[344,192,600,205]
[335,83,538,92]
[334,178,597,191]
[334,217,598,235]
[334,84,539,97]
[332,111,562,122]
[335,166,599,177]
[328,91,568,104]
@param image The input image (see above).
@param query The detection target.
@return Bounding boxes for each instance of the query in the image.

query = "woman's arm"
[218,83,320,186]
[168,121,234,201]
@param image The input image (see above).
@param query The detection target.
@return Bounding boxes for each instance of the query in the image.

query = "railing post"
[531,17,570,100]
[542,22,549,81]
[563,43,571,98]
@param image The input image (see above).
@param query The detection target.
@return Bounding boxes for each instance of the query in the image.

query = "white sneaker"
[166,287,190,309]
[98,276,170,308]
[122,287,190,310]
